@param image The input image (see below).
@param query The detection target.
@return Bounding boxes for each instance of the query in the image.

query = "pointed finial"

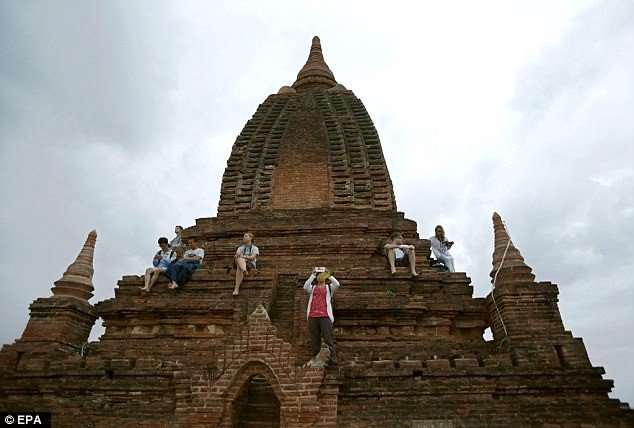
[51,230,97,301]
[292,36,338,92]
[490,213,535,286]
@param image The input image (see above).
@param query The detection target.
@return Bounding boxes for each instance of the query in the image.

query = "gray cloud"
[0,1,184,150]
[1,0,632,406]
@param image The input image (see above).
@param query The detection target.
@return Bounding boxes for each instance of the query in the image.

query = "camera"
[315,267,326,273]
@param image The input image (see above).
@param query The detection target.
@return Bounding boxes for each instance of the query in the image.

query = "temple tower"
[218,36,396,214]
[192,37,419,276]
[0,231,98,370]
[1,37,631,427]
[487,213,592,368]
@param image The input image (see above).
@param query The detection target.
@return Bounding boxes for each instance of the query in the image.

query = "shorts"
[149,266,168,272]
[395,254,409,267]
[234,259,256,270]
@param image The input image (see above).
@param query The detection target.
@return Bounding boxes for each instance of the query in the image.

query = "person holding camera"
[430,225,455,273]
[165,238,204,289]
[141,237,177,293]
[304,268,340,366]
[384,231,419,277]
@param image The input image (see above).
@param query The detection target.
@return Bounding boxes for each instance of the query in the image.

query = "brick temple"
[1,37,632,427]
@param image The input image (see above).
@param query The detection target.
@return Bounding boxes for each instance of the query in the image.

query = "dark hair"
[175,225,183,231]
[389,231,402,240]
[435,225,444,231]
[158,237,169,245]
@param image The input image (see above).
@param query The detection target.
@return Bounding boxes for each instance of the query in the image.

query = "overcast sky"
[1,0,632,405]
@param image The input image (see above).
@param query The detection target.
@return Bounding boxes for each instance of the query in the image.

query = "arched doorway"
[232,374,281,427]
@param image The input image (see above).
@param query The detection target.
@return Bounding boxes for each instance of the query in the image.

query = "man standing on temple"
[170,225,184,248]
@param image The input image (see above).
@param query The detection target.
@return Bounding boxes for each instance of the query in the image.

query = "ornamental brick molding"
[180,305,334,427]
[0,37,632,427]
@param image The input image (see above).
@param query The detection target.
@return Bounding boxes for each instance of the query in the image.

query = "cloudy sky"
[1,0,632,404]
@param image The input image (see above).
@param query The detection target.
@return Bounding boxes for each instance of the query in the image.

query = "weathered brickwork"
[218,38,396,214]
[1,37,632,427]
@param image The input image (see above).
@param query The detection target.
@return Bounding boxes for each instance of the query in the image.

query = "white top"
[394,248,405,259]
[154,248,177,268]
[184,248,204,263]
[429,236,451,257]
[236,244,259,267]
[303,274,341,322]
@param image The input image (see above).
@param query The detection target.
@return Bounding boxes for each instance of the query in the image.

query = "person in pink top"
[303,268,341,366]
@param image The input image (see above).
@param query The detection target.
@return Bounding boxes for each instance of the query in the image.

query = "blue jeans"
[165,260,201,286]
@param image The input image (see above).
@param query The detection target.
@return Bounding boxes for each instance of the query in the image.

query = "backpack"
[153,250,176,267]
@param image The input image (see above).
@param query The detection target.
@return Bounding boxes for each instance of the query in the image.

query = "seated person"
[165,238,204,289]
[384,231,419,277]
[429,225,455,273]
[141,237,177,293]
[233,232,259,296]
[169,225,183,248]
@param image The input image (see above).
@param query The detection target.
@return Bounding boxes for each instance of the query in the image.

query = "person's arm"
[430,237,442,257]
[186,250,203,262]
[384,243,399,250]
[303,274,316,294]
[430,237,441,250]
[169,251,177,262]
[328,276,340,293]
[152,251,162,266]
[237,246,258,261]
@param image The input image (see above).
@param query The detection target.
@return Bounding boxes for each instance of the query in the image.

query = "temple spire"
[292,36,337,92]
[490,212,535,286]
[51,230,97,301]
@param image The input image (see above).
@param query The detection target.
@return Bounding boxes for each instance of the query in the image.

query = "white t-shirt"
[153,248,177,271]
[394,248,406,259]
[184,248,205,263]
[236,244,259,267]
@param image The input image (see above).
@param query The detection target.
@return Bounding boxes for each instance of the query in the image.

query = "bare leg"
[387,249,397,274]
[141,268,153,292]
[407,249,419,276]
[147,270,162,291]
[234,257,247,295]
[165,264,179,289]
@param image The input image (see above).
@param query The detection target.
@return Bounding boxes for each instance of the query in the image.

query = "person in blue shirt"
[141,237,176,293]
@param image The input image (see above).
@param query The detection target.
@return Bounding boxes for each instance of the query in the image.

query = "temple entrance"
[232,374,281,427]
